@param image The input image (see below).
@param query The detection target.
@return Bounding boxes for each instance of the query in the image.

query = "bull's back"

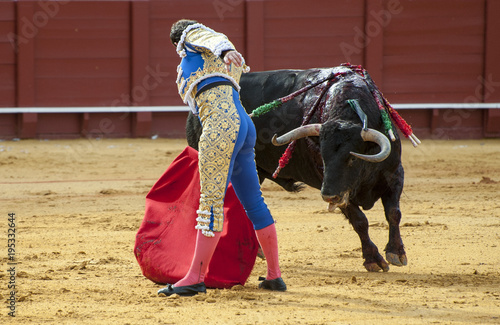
[239,70,306,112]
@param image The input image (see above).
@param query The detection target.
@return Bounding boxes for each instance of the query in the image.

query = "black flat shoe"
[258,277,287,291]
[157,282,206,297]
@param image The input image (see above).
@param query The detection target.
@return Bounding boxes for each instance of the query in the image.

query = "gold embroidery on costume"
[182,27,234,57]
[177,47,243,105]
[175,27,249,112]
[195,85,240,235]
[176,24,232,58]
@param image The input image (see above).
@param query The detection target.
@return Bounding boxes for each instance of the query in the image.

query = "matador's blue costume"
[175,24,274,237]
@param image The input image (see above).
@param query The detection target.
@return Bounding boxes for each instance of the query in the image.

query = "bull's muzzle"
[322,192,350,210]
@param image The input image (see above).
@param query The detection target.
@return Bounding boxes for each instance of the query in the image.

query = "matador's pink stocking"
[174,230,222,287]
[255,223,282,280]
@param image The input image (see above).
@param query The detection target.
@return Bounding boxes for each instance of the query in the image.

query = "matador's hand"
[223,50,244,71]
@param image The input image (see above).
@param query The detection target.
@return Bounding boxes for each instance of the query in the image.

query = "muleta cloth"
[134,146,259,288]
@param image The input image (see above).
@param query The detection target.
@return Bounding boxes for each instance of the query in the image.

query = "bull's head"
[272,120,391,210]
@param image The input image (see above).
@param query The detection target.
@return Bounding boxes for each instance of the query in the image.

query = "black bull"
[186,66,407,272]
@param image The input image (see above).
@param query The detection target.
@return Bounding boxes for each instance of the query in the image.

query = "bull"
[186,64,410,272]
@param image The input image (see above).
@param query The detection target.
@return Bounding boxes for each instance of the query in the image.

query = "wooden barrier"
[0,0,499,139]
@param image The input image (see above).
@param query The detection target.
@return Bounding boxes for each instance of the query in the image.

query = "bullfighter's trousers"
[194,84,274,237]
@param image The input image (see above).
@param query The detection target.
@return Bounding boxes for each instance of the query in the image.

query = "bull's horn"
[350,128,391,162]
[272,124,322,146]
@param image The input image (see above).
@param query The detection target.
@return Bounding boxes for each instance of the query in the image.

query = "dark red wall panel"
[262,0,364,70]
[483,0,500,136]
[151,111,189,138]
[33,1,130,107]
[383,0,485,103]
[0,114,17,137]
[84,113,132,138]
[37,113,82,138]
[0,1,16,108]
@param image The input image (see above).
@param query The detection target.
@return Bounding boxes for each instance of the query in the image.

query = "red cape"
[134,146,259,288]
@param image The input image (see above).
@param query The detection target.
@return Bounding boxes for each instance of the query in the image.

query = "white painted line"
[0,103,499,114]
[0,106,189,114]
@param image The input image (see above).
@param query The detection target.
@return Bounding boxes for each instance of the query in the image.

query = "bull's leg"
[381,165,407,267]
[340,204,390,272]
[256,167,305,192]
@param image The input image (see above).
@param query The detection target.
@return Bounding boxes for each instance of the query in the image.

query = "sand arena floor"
[1,137,499,324]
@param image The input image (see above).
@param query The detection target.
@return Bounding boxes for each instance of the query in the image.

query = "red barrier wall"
[0,0,499,139]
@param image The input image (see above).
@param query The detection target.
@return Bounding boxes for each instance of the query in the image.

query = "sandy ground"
[0,137,499,324]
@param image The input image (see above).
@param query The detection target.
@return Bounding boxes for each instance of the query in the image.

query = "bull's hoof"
[364,260,390,272]
[386,252,407,266]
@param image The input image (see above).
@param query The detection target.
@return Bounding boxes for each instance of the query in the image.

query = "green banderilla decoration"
[249,99,282,118]
[347,98,395,139]
[347,99,368,130]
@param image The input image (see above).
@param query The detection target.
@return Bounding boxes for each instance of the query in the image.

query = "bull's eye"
[348,156,356,167]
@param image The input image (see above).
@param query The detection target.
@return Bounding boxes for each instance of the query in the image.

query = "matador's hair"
[170,19,198,45]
